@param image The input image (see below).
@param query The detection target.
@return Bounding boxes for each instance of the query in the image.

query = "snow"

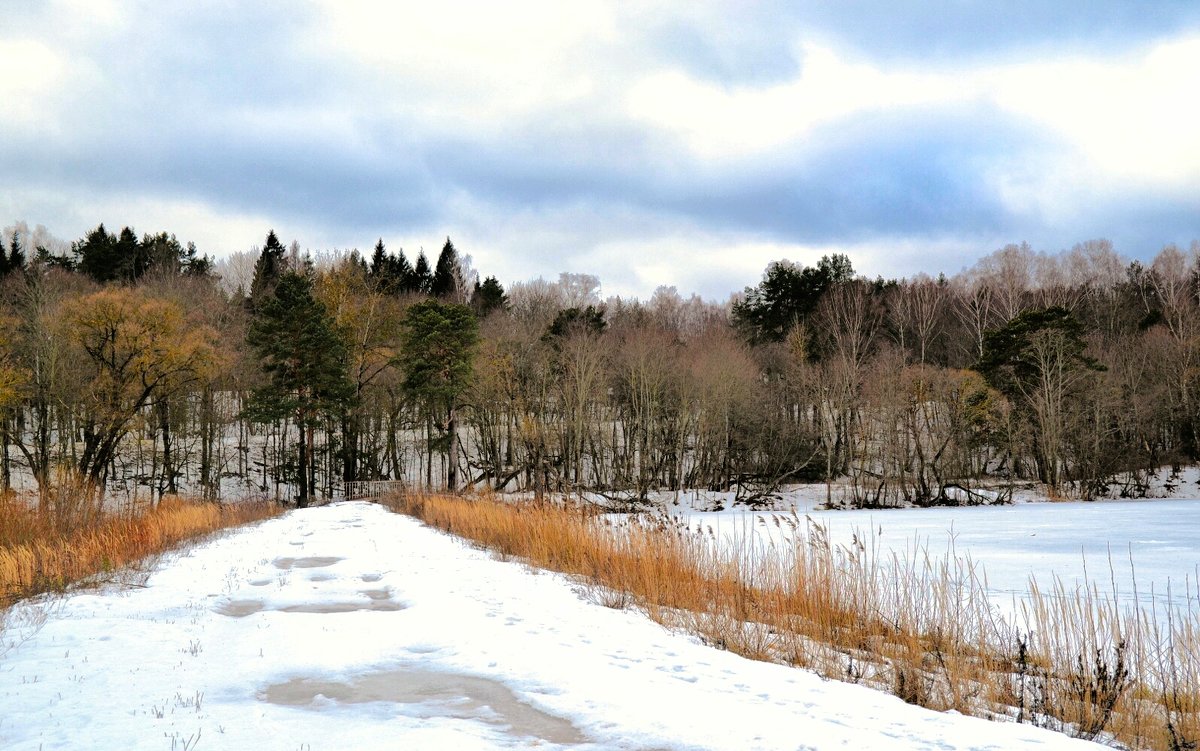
[0,501,1104,750]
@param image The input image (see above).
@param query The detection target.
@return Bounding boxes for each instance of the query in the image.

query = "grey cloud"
[625,2,1200,88]
[3,0,1198,298]
[422,102,1052,246]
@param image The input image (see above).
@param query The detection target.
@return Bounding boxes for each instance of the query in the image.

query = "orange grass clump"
[0,494,280,606]
[383,491,1200,751]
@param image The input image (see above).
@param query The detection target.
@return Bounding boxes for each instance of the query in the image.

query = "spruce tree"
[245,271,353,506]
[431,237,459,298]
[369,238,388,288]
[471,276,508,317]
[248,230,288,310]
[140,231,185,276]
[413,251,433,295]
[114,226,142,281]
[8,234,25,274]
[394,249,415,294]
[0,234,9,277]
[75,224,120,283]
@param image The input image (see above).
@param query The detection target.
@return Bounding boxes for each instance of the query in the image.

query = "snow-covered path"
[0,502,1102,750]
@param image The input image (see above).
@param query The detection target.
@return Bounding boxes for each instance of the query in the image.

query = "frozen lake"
[677,497,1200,618]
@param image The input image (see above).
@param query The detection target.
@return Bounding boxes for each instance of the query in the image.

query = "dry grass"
[1,492,280,606]
[383,491,1200,750]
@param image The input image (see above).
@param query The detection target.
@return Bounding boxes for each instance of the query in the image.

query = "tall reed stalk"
[1,492,280,606]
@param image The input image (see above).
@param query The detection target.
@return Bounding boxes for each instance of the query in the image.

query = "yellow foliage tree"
[58,288,219,494]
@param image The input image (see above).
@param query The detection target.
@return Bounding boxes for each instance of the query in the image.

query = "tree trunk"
[341,412,357,483]
[1,415,10,494]
[309,419,317,502]
[297,418,309,507]
[159,398,176,496]
[425,413,433,489]
[447,405,458,492]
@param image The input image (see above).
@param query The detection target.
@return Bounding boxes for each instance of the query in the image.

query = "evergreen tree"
[977,307,1102,400]
[732,254,854,345]
[401,299,479,491]
[431,237,459,298]
[369,239,406,294]
[369,238,389,287]
[245,271,353,506]
[413,251,433,295]
[140,232,185,276]
[72,223,144,282]
[393,249,415,294]
[0,234,9,277]
[8,233,26,274]
[36,242,72,270]
[75,224,120,283]
[115,226,142,280]
[471,276,508,317]
[248,230,288,310]
[545,305,605,342]
[182,242,213,277]
[978,306,1105,489]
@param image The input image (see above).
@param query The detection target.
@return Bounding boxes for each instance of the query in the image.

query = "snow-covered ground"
[0,501,1103,750]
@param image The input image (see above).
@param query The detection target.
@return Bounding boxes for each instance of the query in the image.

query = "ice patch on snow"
[260,668,586,745]
[214,595,406,617]
[273,555,343,569]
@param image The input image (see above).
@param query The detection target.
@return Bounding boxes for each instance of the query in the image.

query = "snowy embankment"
[1,502,1102,750]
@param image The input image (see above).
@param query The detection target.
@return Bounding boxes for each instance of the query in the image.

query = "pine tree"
[431,237,459,298]
[245,271,353,506]
[400,299,479,490]
[732,254,854,345]
[0,233,10,277]
[248,230,288,310]
[545,305,606,342]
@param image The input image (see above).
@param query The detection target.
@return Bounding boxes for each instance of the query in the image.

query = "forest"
[2,222,1199,511]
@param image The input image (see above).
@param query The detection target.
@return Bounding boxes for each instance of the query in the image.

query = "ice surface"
[672,494,1200,616]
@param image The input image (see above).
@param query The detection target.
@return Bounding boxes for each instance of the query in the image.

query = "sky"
[2,1,1199,300]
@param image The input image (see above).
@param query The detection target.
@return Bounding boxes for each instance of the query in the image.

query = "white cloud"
[625,31,1200,194]
[0,40,68,126]
[988,35,1200,189]
[1,187,281,258]
[626,42,957,159]
[310,0,618,126]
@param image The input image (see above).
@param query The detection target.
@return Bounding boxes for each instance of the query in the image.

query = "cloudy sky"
[2,1,1199,299]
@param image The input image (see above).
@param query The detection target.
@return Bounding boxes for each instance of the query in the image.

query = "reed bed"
[383,491,1200,750]
[0,493,280,606]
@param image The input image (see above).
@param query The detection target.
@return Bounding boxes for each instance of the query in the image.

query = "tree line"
[1,222,1197,511]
